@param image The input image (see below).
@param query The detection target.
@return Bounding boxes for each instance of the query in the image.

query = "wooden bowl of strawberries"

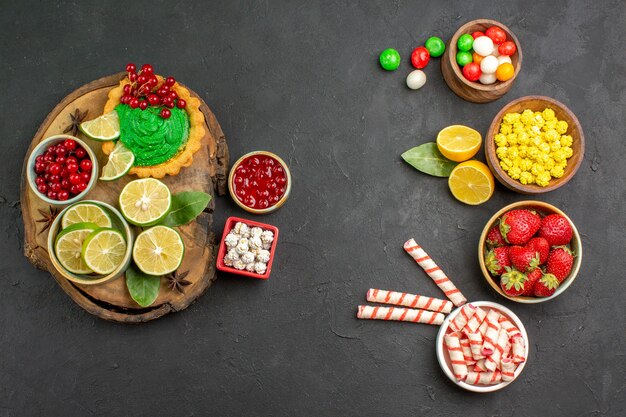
[478,201,582,303]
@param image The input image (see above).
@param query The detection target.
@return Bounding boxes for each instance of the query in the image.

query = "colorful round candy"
[498,41,517,56]
[485,26,506,45]
[379,48,401,71]
[471,31,485,39]
[480,55,499,74]
[457,34,474,52]
[496,62,515,81]
[497,55,512,66]
[411,46,430,69]
[425,36,445,57]
[472,52,484,65]
[472,36,494,56]
[479,72,497,85]
[462,62,481,82]
[406,70,427,90]
[456,51,473,67]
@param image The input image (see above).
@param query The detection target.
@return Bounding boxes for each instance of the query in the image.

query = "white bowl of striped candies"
[436,301,529,393]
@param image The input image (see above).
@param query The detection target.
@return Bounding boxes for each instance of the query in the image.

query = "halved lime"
[133,225,184,275]
[119,178,171,226]
[61,203,112,229]
[55,222,99,274]
[81,228,127,275]
[100,141,135,181]
[79,111,120,141]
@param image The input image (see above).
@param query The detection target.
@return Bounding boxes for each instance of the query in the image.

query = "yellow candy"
[496,108,573,187]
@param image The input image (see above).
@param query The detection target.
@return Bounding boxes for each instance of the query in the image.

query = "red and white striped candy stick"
[466,371,502,385]
[485,328,509,371]
[511,336,526,363]
[498,316,522,340]
[501,358,516,382]
[403,239,467,307]
[465,331,485,360]
[481,310,502,356]
[444,333,468,381]
[459,337,476,365]
[463,306,487,334]
[449,303,477,332]
[366,289,453,314]
[474,359,488,372]
[356,305,444,325]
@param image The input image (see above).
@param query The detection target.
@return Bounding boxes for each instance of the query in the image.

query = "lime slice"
[55,222,99,274]
[61,203,112,229]
[79,111,120,141]
[100,141,135,181]
[133,225,185,275]
[119,178,171,226]
[81,228,127,275]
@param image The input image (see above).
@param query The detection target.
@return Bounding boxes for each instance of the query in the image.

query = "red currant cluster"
[33,138,92,201]
[120,63,187,119]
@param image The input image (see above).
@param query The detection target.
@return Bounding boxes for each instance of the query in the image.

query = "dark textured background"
[1,1,625,416]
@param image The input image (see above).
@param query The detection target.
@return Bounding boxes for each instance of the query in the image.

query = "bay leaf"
[126,264,161,307]
[401,142,458,177]
[160,191,212,227]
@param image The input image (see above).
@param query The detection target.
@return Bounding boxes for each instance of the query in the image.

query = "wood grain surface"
[20,72,229,323]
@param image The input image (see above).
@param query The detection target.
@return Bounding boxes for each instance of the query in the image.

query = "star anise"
[36,206,60,235]
[165,270,191,294]
[63,108,89,136]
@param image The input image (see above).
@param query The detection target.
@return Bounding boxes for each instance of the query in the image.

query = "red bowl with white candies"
[436,301,529,393]
[216,216,279,280]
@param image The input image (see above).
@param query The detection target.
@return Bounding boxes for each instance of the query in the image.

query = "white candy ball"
[497,55,512,66]
[480,56,499,74]
[472,36,494,56]
[479,72,497,85]
[406,70,427,90]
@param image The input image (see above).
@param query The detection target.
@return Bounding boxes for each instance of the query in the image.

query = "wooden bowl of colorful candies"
[441,19,522,103]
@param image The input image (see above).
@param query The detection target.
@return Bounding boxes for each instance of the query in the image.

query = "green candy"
[457,34,474,52]
[379,48,401,71]
[456,51,473,67]
[425,36,445,57]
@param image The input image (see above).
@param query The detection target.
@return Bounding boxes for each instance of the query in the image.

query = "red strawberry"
[533,273,560,297]
[522,268,543,296]
[500,268,528,296]
[508,245,540,272]
[486,225,506,247]
[485,246,510,276]
[526,237,550,264]
[539,214,573,246]
[546,246,574,282]
[499,209,541,245]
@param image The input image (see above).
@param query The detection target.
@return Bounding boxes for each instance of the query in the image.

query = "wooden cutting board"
[20,72,229,323]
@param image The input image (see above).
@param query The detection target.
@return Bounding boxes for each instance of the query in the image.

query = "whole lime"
[457,34,474,52]
[425,36,446,57]
[379,48,401,71]
[456,51,473,67]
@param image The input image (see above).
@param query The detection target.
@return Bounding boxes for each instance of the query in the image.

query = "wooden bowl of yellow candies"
[485,95,585,194]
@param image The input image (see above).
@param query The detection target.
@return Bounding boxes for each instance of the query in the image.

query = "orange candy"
[472,52,484,64]
[496,63,514,81]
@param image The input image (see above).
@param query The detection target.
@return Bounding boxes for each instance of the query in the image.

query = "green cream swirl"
[115,104,190,166]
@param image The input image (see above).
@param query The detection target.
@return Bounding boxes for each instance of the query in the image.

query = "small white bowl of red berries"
[27,135,98,205]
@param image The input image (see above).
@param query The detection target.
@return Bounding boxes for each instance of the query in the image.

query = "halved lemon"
[119,178,171,226]
[81,228,127,275]
[79,111,120,141]
[132,225,185,275]
[436,125,482,162]
[448,160,495,205]
[55,222,99,274]
[61,202,112,229]
[100,141,135,181]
